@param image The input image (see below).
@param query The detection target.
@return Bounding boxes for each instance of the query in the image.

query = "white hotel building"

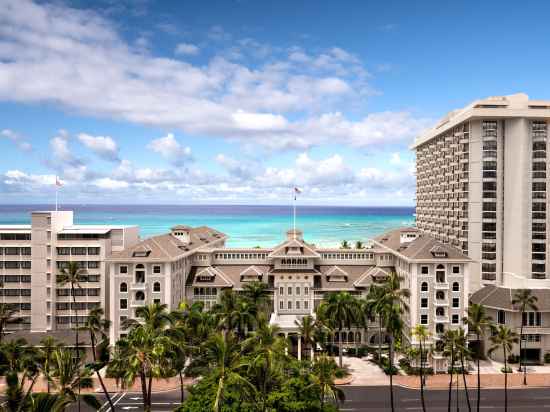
[414,93,550,363]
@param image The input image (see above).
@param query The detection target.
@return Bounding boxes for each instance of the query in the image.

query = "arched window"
[436,290,445,300]
[120,282,127,293]
[348,331,354,343]
[421,282,428,292]
[153,282,161,292]
[135,291,145,301]
[452,282,460,292]
[436,264,445,283]
[356,331,361,343]
[436,323,445,334]
[436,307,445,317]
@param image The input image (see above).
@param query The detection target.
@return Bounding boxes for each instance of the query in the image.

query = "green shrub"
[507,354,520,364]
[544,353,550,363]
[501,366,513,373]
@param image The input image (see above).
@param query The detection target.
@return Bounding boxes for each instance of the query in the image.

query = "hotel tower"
[413,93,550,292]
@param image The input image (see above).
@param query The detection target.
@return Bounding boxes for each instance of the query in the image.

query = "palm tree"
[295,315,316,360]
[0,303,21,342]
[242,281,271,315]
[488,325,519,412]
[366,285,386,362]
[319,292,359,367]
[235,298,256,338]
[340,240,350,249]
[113,303,175,412]
[38,336,63,394]
[49,348,100,411]
[355,240,364,249]
[512,289,538,385]
[443,329,459,412]
[213,289,241,333]
[412,325,430,412]
[463,303,493,412]
[204,331,256,412]
[311,355,345,408]
[456,327,472,412]
[56,261,86,412]
[79,307,115,411]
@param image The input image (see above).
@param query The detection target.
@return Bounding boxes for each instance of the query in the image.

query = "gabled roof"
[373,227,469,261]
[109,226,227,261]
[317,265,374,290]
[325,266,348,278]
[240,265,264,279]
[470,285,550,312]
[192,267,233,287]
[354,266,389,287]
[268,238,320,258]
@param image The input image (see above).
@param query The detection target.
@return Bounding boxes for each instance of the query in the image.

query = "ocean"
[0,205,415,248]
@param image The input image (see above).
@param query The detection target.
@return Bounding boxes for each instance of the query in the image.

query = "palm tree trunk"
[71,282,81,412]
[456,366,459,412]
[389,335,395,412]
[378,319,383,362]
[179,370,185,403]
[90,332,115,411]
[140,369,149,412]
[476,333,481,412]
[460,350,471,412]
[520,321,527,385]
[147,373,153,411]
[504,347,508,412]
[338,328,343,368]
[419,338,426,412]
[448,347,453,412]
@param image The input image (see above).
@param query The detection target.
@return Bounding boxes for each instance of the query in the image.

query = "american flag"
[294,187,302,200]
[55,176,63,187]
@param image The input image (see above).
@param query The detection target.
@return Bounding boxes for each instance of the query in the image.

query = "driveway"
[342,356,390,386]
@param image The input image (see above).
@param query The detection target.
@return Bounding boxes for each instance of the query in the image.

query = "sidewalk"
[395,372,550,389]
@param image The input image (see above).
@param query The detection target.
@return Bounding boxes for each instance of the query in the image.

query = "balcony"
[130,283,146,290]
[435,315,450,323]
[434,282,449,290]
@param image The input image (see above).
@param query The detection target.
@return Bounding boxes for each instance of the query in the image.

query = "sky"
[1,0,550,206]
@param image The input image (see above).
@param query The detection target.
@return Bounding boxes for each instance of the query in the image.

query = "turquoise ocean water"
[0,205,415,248]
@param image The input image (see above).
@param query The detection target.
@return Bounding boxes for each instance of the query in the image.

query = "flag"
[294,187,302,200]
[55,176,63,187]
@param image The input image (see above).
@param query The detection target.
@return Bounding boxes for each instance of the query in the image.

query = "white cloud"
[3,170,55,188]
[1,129,32,151]
[0,0,429,152]
[390,152,401,164]
[78,133,119,161]
[215,154,255,180]
[50,130,81,166]
[175,43,199,55]
[93,177,129,190]
[147,133,192,166]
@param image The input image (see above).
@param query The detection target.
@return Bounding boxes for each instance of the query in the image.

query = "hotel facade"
[414,93,550,363]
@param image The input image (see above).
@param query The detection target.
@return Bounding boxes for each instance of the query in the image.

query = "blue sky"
[1,0,550,205]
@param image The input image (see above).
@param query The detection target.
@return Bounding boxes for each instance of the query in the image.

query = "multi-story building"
[414,93,550,363]
[108,225,469,369]
[1,211,138,337]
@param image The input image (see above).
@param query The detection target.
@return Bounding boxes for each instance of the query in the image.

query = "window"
[497,310,506,325]
[154,299,161,304]
[522,312,542,327]
[436,307,445,317]
[304,287,309,295]
[288,287,292,295]
[287,301,292,310]
[421,298,428,308]
[452,282,460,292]
[436,291,445,300]
[452,314,459,324]
[120,316,127,325]
[135,291,145,301]
[304,300,309,310]
[296,301,300,310]
[279,287,284,295]
[120,265,128,274]
[88,247,100,255]
[421,282,428,292]
[452,298,459,308]
[120,299,127,309]
[436,323,445,334]
[420,314,428,325]
[421,266,429,275]
[153,282,161,292]
[296,287,300,295]
[153,265,161,274]
[279,301,284,309]
[120,282,127,293]
[452,266,460,274]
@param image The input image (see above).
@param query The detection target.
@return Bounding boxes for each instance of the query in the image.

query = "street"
[69,386,550,411]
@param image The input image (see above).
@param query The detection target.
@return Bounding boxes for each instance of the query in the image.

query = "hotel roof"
[108,226,227,261]
[412,93,550,148]
[373,227,469,262]
[470,285,550,312]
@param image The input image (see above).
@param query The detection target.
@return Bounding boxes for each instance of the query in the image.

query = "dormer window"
[133,250,151,257]
[197,274,214,282]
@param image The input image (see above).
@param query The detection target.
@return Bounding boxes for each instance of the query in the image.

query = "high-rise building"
[413,93,550,292]
[0,211,138,334]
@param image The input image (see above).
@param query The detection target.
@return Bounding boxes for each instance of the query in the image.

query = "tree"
[442,329,458,412]
[462,303,493,412]
[38,336,64,394]
[56,261,87,412]
[512,289,538,385]
[412,325,429,412]
[488,326,518,412]
[242,281,271,316]
[366,285,387,362]
[0,304,21,343]
[235,298,257,338]
[49,348,100,411]
[355,241,364,249]
[213,289,241,333]
[79,307,115,411]
[295,315,316,361]
[340,240,350,249]
[456,327,472,412]
[319,292,359,367]
[112,303,175,412]
[310,355,345,408]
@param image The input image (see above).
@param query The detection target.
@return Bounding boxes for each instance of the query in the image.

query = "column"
[297,336,302,360]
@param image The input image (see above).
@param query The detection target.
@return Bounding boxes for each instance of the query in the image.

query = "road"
[65,386,550,411]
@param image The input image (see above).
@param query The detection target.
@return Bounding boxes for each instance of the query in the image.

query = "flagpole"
[293,190,296,240]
